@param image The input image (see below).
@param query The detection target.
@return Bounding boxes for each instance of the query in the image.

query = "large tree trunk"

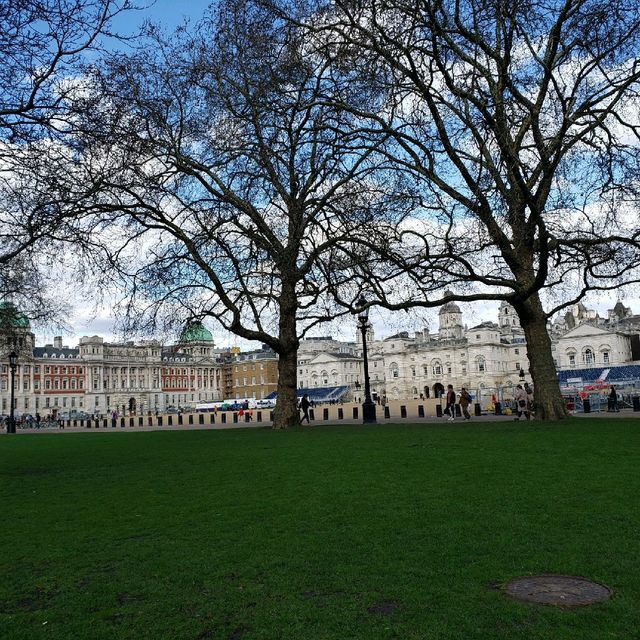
[272,347,299,429]
[272,279,300,429]
[516,294,569,421]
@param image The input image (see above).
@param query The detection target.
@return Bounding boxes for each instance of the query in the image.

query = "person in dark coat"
[444,384,456,421]
[299,394,311,424]
[608,385,619,412]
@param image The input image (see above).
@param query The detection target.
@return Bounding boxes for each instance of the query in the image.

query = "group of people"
[443,382,536,422]
[444,384,474,421]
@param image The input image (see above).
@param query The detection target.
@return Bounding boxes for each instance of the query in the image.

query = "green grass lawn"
[1,419,639,639]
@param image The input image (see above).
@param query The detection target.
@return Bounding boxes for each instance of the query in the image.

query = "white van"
[256,399,276,409]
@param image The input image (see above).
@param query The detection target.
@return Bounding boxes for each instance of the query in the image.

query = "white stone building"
[296,298,640,404]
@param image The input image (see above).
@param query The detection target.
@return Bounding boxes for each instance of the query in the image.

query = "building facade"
[2,298,639,420]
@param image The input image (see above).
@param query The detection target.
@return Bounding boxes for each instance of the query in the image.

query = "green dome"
[0,302,30,329]
[180,321,213,343]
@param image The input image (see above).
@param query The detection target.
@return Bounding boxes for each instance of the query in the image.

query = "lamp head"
[8,351,18,368]
[355,294,369,323]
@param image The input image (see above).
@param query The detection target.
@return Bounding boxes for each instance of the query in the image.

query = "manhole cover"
[504,575,611,606]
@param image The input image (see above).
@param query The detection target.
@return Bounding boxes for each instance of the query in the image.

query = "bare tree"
[295,0,640,420]
[0,0,131,320]
[61,0,409,428]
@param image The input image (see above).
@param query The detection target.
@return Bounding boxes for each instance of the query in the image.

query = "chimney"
[54,336,63,348]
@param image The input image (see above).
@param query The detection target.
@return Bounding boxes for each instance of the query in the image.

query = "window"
[514,349,519,355]
[583,348,594,365]
[476,357,486,373]
[569,354,576,366]
[603,351,610,364]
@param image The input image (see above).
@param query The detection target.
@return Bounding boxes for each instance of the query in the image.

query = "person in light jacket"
[514,385,530,421]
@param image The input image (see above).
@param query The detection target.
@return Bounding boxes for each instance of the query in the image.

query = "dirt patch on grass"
[117,592,146,605]
[4,586,58,613]
[367,600,401,616]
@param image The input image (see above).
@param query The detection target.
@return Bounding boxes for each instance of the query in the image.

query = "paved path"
[3,408,638,435]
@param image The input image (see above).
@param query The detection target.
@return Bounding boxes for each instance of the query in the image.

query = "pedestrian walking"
[459,387,472,420]
[608,385,619,412]
[444,384,456,421]
[513,384,530,420]
[524,382,534,418]
[299,394,311,424]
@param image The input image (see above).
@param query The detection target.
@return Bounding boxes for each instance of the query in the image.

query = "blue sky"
[111,0,214,34]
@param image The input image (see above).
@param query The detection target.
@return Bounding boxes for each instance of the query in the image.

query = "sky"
[34,0,640,349]
[112,0,214,34]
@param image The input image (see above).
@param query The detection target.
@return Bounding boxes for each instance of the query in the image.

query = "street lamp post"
[8,351,17,434]
[355,295,377,424]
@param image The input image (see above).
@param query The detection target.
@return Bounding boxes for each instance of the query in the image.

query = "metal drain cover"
[504,575,612,606]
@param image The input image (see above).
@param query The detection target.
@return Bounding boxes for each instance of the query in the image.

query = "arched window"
[432,360,442,376]
[476,356,486,373]
[583,348,594,365]
[389,363,399,378]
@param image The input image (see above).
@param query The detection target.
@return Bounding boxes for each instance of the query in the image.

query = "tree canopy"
[55,0,411,427]
[0,0,131,324]
[291,0,640,419]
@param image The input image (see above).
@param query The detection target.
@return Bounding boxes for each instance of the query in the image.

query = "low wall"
[55,399,485,430]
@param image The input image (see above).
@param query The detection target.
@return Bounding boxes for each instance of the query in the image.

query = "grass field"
[1,418,639,639]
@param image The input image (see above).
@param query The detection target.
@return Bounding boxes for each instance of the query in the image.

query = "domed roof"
[439,292,461,314]
[0,302,30,329]
[180,321,213,343]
